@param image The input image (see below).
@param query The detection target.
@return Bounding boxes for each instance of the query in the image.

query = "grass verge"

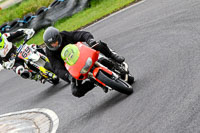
[26,0,139,46]
[0,0,54,25]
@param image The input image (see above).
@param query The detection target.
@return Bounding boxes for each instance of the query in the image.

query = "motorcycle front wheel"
[96,70,133,95]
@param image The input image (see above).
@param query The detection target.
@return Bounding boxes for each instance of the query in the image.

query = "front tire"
[96,71,133,95]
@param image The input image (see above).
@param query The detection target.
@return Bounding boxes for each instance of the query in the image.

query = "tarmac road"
[1,0,200,132]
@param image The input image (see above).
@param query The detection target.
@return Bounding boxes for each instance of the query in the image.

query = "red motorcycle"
[61,42,134,95]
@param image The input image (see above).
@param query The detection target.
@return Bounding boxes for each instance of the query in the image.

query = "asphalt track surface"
[1,0,200,132]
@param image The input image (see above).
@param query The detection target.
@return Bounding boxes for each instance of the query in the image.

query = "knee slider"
[71,87,84,98]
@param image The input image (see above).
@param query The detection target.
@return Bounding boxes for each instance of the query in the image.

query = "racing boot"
[127,74,135,85]
[92,40,125,64]
[110,51,125,64]
[71,80,95,98]
[120,62,135,85]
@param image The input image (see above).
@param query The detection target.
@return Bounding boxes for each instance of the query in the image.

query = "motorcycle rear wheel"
[96,71,133,95]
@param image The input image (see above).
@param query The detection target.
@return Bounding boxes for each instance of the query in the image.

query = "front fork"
[88,62,119,91]
[88,72,112,92]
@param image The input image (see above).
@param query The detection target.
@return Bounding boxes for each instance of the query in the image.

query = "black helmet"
[43,26,62,51]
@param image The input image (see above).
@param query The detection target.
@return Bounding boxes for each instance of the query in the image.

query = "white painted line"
[86,0,146,29]
[0,108,59,133]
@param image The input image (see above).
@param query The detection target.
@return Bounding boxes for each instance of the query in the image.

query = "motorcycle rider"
[43,26,125,97]
[0,29,44,82]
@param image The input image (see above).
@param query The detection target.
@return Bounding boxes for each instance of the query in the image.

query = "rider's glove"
[87,39,97,47]
[24,29,35,40]
[71,77,78,86]
[64,73,72,84]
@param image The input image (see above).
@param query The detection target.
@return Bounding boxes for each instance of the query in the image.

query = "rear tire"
[96,71,133,95]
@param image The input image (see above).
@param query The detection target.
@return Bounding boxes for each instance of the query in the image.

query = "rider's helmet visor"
[46,34,62,51]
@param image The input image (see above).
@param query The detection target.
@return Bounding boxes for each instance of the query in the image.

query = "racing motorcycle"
[61,42,134,95]
[10,36,59,85]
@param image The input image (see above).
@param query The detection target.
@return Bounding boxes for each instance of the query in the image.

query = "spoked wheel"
[96,71,133,95]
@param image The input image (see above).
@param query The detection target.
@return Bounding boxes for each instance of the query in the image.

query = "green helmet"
[0,33,5,49]
[61,44,80,66]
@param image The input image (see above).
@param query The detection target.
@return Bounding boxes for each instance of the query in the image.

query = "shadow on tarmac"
[32,82,70,104]
[66,92,131,130]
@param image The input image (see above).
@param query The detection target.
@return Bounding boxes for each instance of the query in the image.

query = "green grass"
[56,0,136,31]
[0,0,54,25]
[26,0,137,45]
[0,0,138,45]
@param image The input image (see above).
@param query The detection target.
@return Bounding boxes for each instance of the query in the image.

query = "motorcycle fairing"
[64,42,99,80]
[18,45,33,60]
[93,67,113,86]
